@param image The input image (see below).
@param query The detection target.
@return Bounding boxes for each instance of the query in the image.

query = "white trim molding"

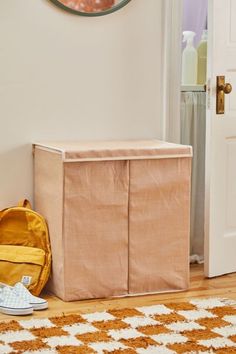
[162,0,183,143]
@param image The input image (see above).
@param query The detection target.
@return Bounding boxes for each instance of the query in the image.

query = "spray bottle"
[197,30,207,85]
[182,31,198,85]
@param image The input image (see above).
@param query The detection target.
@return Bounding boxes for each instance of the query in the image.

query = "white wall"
[0,0,164,207]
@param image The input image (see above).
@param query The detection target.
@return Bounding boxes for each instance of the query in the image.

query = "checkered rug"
[1,298,236,353]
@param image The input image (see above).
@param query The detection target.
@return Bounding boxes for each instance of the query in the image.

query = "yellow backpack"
[0,200,51,295]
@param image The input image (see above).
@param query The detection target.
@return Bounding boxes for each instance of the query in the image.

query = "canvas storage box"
[33,140,192,301]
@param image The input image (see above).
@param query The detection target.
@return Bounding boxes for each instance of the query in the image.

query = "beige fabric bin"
[33,140,192,301]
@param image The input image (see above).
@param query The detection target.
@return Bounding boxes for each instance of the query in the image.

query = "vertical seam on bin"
[127,160,130,294]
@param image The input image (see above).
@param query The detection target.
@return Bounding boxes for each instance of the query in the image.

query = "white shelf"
[181,85,205,92]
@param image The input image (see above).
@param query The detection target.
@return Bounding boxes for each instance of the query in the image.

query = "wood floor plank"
[1,264,236,321]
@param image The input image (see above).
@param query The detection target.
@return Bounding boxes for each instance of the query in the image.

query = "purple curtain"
[182,0,207,47]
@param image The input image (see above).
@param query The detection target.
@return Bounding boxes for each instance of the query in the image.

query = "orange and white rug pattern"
[1,298,236,353]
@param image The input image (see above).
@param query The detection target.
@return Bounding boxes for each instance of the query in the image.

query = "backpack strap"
[18,199,32,209]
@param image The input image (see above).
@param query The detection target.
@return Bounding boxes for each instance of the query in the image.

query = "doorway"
[180,0,208,265]
[165,0,236,277]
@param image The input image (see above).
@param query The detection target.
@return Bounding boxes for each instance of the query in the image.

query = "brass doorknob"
[219,82,232,94]
[216,76,233,114]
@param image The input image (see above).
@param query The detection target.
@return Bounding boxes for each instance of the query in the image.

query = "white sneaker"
[0,287,33,316]
[12,283,48,311]
[0,282,48,311]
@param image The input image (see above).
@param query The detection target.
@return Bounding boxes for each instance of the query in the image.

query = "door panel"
[205,0,236,276]
[226,140,236,231]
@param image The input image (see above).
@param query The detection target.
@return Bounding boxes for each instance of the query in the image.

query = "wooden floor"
[1,264,236,321]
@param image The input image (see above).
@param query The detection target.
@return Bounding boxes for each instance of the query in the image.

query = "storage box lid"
[33,140,192,162]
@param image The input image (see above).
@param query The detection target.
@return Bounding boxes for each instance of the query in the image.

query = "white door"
[205,0,236,277]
